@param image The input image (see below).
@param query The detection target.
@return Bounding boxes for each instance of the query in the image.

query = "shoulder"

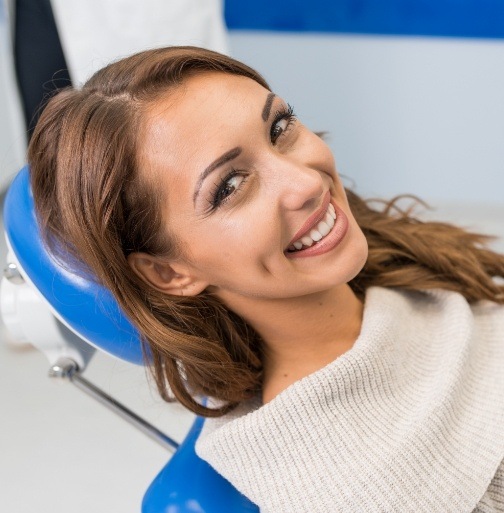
[367,285,504,320]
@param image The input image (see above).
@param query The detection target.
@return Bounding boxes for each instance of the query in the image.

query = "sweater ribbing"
[196,287,504,512]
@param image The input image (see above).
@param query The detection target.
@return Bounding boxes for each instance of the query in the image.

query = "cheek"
[185,216,279,271]
[301,132,340,185]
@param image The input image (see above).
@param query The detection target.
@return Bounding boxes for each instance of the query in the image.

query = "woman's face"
[138,72,368,304]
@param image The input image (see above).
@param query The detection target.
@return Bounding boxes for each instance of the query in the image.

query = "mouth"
[285,193,349,258]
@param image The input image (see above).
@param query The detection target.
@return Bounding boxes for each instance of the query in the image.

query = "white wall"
[229,32,504,204]
[2,23,504,205]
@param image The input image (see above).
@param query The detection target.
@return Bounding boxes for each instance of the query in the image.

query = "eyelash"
[208,104,297,211]
[207,168,247,212]
[270,104,296,144]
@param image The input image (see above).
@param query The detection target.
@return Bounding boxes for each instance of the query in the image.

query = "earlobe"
[127,253,208,296]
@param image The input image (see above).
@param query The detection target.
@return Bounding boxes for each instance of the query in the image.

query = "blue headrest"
[3,166,144,364]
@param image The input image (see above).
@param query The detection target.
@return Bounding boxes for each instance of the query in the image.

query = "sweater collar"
[197,287,504,513]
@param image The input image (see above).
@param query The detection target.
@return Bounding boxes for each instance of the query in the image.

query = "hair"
[28,46,504,417]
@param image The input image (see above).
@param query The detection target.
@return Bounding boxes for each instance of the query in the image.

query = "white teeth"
[309,229,323,241]
[324,212,335,228]
[288,202,338,252]
[318,221,331,237]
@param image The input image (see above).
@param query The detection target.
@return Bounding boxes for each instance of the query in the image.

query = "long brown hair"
[28,46,504,417]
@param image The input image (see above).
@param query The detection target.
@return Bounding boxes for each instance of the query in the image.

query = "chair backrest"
[3,165,259,513]
[143,416,259,513]
[4,165,143,363]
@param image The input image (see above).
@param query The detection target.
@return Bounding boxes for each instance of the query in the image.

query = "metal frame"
[49,357,180,453]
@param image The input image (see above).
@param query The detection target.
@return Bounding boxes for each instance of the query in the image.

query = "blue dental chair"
[1,166,258,513]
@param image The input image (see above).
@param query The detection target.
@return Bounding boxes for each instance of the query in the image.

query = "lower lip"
[286,201,349,259]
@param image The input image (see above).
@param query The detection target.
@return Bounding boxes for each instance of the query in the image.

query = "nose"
[272,156,325,212]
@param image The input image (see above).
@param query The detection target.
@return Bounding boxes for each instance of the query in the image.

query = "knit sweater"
[195,287,504,513]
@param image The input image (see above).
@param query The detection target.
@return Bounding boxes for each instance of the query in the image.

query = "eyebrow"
[262,93,276,121]
[193,93,277,205]
[193,147,242,204]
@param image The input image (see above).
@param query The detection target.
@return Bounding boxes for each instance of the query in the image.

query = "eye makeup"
[204,102,297,213]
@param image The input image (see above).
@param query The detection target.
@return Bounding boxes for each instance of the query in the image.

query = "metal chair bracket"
[49,357,179,453]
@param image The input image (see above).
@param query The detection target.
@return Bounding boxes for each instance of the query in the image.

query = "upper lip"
[287,191,331,248]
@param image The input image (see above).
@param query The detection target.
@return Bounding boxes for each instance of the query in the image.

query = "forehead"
[138,72,269,179]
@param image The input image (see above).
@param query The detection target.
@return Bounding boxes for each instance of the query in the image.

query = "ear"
[127,253,208,296]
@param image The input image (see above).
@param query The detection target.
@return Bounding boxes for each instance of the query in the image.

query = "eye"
[270,104,296,144]
[211,171,247,210]
[270,118,290,143]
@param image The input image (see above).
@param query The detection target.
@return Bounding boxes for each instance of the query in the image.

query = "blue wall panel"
[225,0,504,39]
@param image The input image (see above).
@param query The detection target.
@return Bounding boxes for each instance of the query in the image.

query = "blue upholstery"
[142,416,258,513]
[4,166,258,512]
[4,165,144,364]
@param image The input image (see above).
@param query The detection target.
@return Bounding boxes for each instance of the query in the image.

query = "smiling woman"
[28,46,504,512]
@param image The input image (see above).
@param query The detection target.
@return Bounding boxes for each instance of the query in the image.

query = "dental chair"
[1,166,258,513]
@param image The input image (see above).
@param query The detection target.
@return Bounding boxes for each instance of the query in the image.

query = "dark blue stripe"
[225,0,504,39]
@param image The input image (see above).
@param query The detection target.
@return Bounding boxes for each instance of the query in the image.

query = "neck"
[219,284,364,403]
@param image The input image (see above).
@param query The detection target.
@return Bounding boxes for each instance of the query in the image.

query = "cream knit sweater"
[196,287,504,513]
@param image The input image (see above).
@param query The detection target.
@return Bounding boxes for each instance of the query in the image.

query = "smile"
[287,202,336,251]
[286,195,349,258]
